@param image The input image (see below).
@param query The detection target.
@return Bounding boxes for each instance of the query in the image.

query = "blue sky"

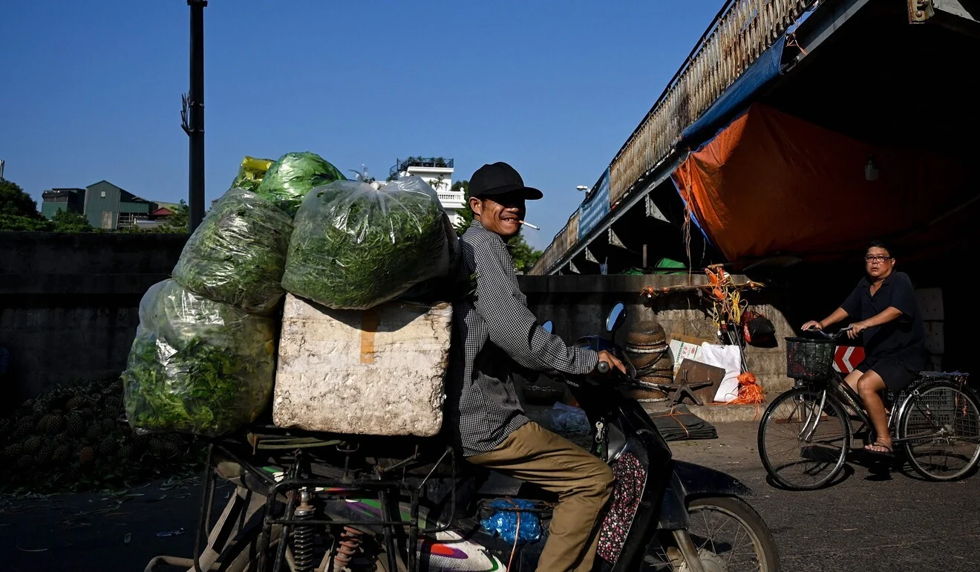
[1,0,724,249]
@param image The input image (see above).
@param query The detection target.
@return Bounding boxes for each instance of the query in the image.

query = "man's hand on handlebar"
[596,350,627,376]
[802,320,822,331]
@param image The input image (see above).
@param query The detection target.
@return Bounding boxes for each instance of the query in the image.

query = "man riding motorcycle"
[445,161,627,572]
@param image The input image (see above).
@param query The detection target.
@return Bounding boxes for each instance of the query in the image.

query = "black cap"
[469,162,543,200]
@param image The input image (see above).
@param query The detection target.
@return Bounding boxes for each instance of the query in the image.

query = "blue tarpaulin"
[679,35,786,147]
[578,168,610,240]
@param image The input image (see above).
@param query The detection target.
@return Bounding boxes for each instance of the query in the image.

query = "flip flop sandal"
[864,442,894,456]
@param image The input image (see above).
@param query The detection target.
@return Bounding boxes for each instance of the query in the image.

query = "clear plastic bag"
[282,176,455,310]
[172,187,293,315]
[230,155,274,193]
[122,280,277,437]
[254,151,345,215]
[480,499,542,544]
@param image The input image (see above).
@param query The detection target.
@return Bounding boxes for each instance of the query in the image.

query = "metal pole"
[187,0,207,232]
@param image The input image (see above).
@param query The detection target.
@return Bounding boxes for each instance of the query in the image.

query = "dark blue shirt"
[840,271,926,371]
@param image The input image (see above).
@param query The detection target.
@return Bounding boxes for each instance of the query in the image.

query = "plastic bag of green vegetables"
[172,187,293,315]
[282,176,457,310]
[231,155,274,192]
[255,151,345,215]
[122,279,277,437]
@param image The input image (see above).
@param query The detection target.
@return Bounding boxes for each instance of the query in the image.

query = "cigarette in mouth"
[518,220,539,230]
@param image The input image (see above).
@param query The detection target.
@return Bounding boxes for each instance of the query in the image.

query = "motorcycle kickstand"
[672,529,707,572]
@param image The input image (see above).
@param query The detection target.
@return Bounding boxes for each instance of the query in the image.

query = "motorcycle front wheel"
[640,496,780,572]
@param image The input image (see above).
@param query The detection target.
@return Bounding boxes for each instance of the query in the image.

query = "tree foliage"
[452,180,473,237]
[0,178,42,219]
[158,200,190,233]
[0,178,58,231]
[50,209,94,232]
[130,200,190,234]
[508,236,544,274]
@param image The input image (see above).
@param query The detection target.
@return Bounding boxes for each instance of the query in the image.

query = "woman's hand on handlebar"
[596,350,627,376]
[802,320,822,331]
[847,322,866,340]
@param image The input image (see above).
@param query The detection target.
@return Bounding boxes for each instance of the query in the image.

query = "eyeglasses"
[865,255,892,262]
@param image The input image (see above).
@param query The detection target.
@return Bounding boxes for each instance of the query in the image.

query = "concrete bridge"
[531,0,980,276]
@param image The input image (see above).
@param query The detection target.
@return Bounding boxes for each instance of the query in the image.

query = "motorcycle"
[147,302,779,572]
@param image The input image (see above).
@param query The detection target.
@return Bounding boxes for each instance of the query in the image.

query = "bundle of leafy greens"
[122,280,277,437]
[255,152,345,215]
[282,177,456,310]
[230,155,275,192]
[172,188,293,315]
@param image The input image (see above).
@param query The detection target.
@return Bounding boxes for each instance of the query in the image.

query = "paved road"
[2,421,978,571]
[669,421,980,571]
[0,474,226,572]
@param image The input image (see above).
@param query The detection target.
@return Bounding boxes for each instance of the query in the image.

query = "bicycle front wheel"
[899,381,980,481]
[758,387,850,490]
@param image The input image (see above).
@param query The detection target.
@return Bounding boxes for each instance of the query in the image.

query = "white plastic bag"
[697,343,743,403]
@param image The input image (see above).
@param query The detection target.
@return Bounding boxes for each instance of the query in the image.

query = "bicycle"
[757,327,980,490]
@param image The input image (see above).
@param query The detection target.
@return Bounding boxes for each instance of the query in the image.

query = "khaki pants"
[468,422,615,572]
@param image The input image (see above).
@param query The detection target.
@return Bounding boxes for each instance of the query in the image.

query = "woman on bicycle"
[802,240,926,456]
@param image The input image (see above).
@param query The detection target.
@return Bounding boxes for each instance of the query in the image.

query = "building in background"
[40,188,86,219]
[40,181,173,230]
[389,157,465,226]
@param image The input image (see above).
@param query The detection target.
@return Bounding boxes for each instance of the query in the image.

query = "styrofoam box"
[273,294,452,436]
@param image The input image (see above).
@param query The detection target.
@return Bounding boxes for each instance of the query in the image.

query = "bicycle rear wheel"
[899,381,980,481]
[758,387,850,490]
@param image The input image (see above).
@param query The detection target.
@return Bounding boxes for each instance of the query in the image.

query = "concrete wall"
[0,232,188,408]
[1,232,801,410]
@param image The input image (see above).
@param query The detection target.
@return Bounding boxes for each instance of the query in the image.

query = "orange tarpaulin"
[672,104,971,262]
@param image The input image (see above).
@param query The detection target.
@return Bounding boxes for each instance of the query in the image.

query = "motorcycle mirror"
[605,302,626,333]
[542,321,554,334]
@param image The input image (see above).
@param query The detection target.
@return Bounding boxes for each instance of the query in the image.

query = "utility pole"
[181,0,207,232]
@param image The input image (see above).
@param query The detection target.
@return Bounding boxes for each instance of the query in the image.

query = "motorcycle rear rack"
[150,430,458,572]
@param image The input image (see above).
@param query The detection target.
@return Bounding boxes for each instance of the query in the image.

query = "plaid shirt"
[445,221,599,457]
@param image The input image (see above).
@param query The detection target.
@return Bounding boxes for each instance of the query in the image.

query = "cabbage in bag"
[255,151,345,215]
[282,177,455,310]
[172,188,293,315]
[122,280,277,437]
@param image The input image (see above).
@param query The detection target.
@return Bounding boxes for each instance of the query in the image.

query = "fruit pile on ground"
[0,376,205,493]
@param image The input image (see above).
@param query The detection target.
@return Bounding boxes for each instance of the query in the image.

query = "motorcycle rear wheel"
[640,496,780,572]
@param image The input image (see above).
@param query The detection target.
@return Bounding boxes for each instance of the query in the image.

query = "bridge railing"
[609,0,812,205]
[534,0,813,275]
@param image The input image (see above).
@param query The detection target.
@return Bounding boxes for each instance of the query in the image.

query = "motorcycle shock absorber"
[292,490,316,572]
[333,525,366,570]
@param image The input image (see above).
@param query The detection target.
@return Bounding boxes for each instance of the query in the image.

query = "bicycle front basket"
[785,337,836,381]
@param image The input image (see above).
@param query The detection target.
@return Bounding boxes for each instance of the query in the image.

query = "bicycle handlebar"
[597,361,611,374]
[802,325,852,340]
